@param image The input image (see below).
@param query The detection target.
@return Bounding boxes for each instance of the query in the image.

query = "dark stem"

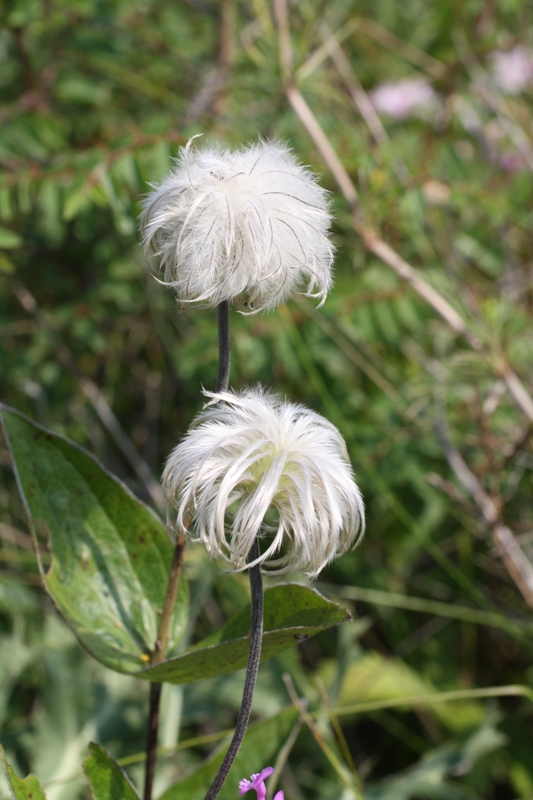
[144,682,162,800]
[217,300,231,392]
[144,533,187,800]
[204,541,264,800]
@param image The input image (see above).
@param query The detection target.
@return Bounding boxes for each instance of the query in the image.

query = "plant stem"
[154,532,187,661]
[144,532,187,800]
[217,300,231,392]
[204,541,264,800]
[144,683,162,800]
[144,301,231,800]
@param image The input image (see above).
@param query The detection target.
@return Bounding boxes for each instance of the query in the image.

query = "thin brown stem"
[153,532,187,662]
[318,23,388,147]
[435,421,533,608]
[212,0,235,118]
[283,675,364,799]
[274,0,292,82]
[144,532,187,800]
[283,82,533,425]
[285,85,359,209]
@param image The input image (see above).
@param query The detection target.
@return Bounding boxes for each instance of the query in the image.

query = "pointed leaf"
[140,583,351,684]
[0,746,47,800]
[83,744,140,800]
[0,405,188,674]
[159,706,299,800]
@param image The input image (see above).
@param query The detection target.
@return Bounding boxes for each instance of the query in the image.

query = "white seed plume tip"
[162,387,365,577]
[140,138,334,312]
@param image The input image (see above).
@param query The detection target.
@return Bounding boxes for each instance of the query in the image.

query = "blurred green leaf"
[0,405,188,674]
[0,746,47,800]
[140,584,351,684]
[0,188,13,222]
[365,719,507,799]
[0,227,22,249]
[62,180,92,221]
[56,77,111,106]
[323,651,486,731]
[83,743,140,800]
[159,706,299,800]
[0,253,15,273]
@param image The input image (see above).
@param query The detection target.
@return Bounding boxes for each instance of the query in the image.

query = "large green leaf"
[0,405,188,674]
[159,706,299,800]
[0,746,47,800]
[0,406,350,684]
[139,583,351,684]
[321,651,486,731]
[83,744,140,800]
[365,719,507,799]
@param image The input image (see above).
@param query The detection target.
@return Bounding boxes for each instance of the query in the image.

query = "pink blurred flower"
[239,767,284,800]
[490,45,533,95]
[369,77,437,119]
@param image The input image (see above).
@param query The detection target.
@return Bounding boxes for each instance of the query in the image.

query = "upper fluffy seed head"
[162,387,365,577]
[140,138,334,312]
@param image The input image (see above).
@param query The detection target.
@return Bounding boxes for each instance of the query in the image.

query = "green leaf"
[365,719,506,799]
[159,706,299,800]
[0,253,15,273]
[111,154,142,191]
[0,226,22,249]
[0,745,47,800]
[0,406,348,685]
[322,651,486,731]
[0,187,13,222]
[55,77,111,106]
[140,583,351,684]
[83,744,140,800]
[0,405,188,674]
[62,180,92,221]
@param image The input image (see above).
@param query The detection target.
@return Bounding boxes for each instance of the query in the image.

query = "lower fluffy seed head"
[140,137,333,312]
[162,387,365,577]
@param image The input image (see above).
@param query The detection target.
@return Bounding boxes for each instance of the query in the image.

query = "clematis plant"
[0,136,364,800]
[149,138,364,800]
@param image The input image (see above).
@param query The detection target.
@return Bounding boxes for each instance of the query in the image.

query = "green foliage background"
[1,0,533,798]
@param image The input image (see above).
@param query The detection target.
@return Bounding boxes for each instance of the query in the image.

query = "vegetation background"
[1,0,533,798]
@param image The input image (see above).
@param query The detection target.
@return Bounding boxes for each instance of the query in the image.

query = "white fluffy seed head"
[140,138,334,312]
[162,387,365,577]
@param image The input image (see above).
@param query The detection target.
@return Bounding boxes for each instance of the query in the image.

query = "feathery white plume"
[140,138,334,311]
[162,387,365,577]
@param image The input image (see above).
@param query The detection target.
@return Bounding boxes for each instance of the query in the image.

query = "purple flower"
[239,767,284,800]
